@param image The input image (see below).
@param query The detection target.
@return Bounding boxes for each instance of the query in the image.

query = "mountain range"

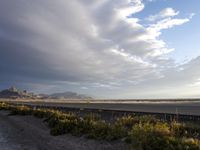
[0,87,92,100]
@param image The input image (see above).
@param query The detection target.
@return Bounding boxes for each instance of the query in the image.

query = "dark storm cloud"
[0,38,81,82]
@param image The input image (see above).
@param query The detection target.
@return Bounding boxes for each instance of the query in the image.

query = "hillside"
[0,87,38,99]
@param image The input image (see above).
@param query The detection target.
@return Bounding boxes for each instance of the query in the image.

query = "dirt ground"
[0,111,129,150]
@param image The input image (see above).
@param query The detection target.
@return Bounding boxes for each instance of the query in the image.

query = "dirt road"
[0,111,128,150]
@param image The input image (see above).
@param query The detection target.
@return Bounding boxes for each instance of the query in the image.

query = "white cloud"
[149,18,189,31]
[147,18,190,39]
[117,0,144,19]
[189,13,195,19]
[147,8,179,22]
[110,48,154,67]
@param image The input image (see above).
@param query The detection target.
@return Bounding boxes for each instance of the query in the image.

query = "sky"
[0,0,200,99]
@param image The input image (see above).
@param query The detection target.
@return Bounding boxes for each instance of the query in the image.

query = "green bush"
[116,115,136,129]
[128,122,200,150]
[10,105,32,115]
[107,124,127,140]
[87,121,111,140]
[0,102,10,110]
[171,121,200,139]
[50,119,74,136]
[33,108,50,118]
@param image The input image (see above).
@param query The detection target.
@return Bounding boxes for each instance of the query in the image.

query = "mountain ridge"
[0,87,92,100]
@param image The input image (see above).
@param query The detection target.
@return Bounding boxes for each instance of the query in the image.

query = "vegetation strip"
[0,102,200,150]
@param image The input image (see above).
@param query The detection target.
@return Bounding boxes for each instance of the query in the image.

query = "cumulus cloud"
[0,0,199,98]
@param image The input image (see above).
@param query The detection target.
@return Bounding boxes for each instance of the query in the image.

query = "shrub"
[33,108,50,118]
[9,105,32,115]
[116,115,136,129]
[87,121,111,140]
[50,119,77,136]
[0,102,10,110]
[107,124,128,140]
[171,121,200,139]
[128,122,200,150]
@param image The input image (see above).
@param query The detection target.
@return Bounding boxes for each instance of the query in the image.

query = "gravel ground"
[0,111,129,150]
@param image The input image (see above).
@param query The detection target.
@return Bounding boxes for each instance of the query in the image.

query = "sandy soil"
[0,111,129,150]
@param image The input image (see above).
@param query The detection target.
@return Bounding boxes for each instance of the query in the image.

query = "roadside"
[0,111,128,150]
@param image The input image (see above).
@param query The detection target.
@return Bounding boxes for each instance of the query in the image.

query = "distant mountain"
[0,87,39,99]
[0,87,92,100]
[49,91,92,100]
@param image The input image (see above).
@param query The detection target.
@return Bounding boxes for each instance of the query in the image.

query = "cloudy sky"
[0,0,200,99]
